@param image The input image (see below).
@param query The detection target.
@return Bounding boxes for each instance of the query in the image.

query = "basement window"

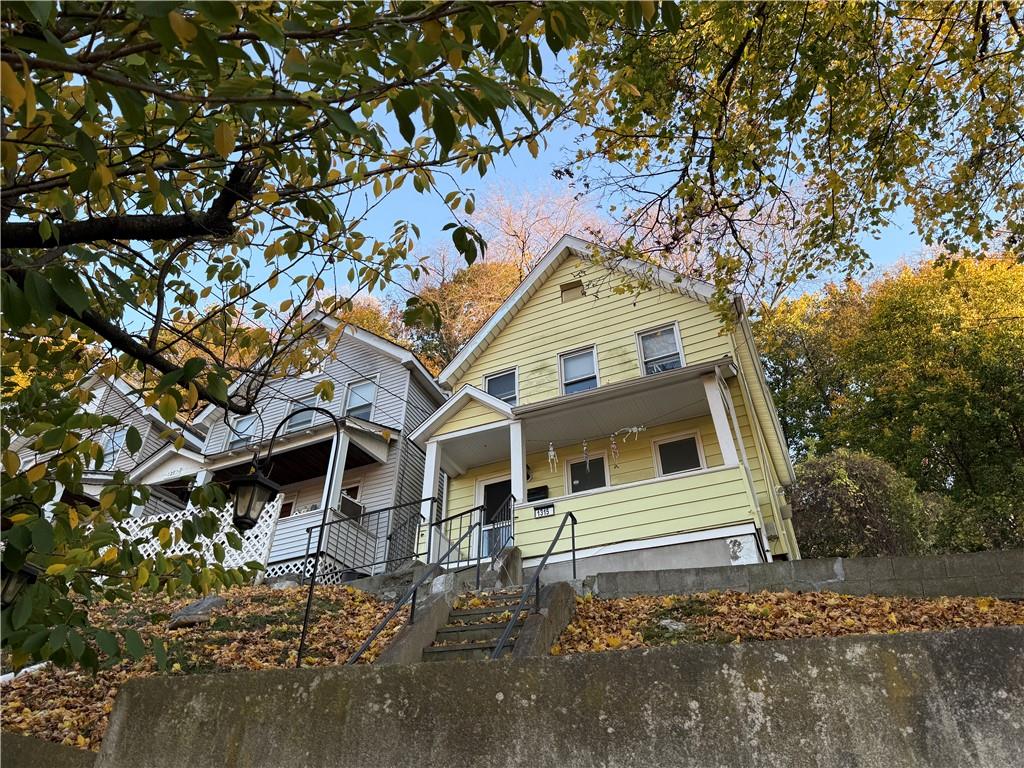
[560,280,585,302]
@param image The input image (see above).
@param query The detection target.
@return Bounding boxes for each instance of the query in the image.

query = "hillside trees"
[567,1,1024,302]
[760,258,1024,551]
[0,1,671,670]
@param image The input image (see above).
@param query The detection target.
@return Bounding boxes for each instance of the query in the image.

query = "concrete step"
[422,639,514,662]
[455,590,525,606]
[448,604,523,620]
[435,619,523,644]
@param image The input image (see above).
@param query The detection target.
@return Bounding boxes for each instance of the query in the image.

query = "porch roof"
[515,357,736,453]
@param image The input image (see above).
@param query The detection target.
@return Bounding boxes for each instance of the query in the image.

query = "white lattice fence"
[122,495,283,579]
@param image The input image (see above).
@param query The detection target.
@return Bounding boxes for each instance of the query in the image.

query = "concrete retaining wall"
[1,733,95,768]
[97,627,1024,768]
[587,549,1024,600]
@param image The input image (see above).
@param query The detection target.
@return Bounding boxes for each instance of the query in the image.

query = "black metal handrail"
[490,510,577,660]
[293,497,439,667]
[483,493,516,566]
[346,512,483,665]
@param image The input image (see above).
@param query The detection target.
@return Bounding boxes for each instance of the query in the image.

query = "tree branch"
[1,164,260,250]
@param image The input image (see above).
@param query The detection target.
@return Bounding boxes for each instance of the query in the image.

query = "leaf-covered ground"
[553,590,1024,655]
[1,584,404,751]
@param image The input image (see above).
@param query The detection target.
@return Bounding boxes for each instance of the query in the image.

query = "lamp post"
[227,406,345,668]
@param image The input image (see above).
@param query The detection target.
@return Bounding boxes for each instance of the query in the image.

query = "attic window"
[560,280,585,303]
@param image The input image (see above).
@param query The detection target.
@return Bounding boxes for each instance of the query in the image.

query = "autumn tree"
[0,1,673,670]
[759,257,1024,551]
[565,1,1024,301]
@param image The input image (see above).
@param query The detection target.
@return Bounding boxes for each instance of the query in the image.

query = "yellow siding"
[443,415,723,518]
[432,399,507,437]
[454,256,732,404]
[514,466,756,559]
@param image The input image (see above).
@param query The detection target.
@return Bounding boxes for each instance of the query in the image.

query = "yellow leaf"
[447,47,463,68]
[214,122,235,159]
[8,513,33,524]
[100,490,117,510]
[21,62,34,124]
[422,19,443,44]
[94,164,114,188]
[158,527,171,546]
[102,546,118,563]
[527,138,539,158]
[638,0,656,21]
[46,563,68,575]
[3,449,20,475]
[134,564,150,589]
[976,597,994,612]
[1,62,25,111]
[168,11,197,45]
[25,462,46,483]
[68,507,79,529]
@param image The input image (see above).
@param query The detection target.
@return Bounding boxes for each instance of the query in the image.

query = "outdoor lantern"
[229,467,281,532]
[1,560,42,609]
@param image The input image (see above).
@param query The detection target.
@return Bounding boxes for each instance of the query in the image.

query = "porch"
[418,361,770,572]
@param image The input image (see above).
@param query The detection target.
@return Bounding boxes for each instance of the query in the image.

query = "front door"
[481,479,513,558]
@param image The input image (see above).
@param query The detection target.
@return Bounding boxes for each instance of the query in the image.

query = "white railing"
[122,495,283,580]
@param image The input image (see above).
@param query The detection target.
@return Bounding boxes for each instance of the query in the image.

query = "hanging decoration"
[547,442,558,473]
[582,439,590,471]
[539,426,646,473]
[610,434,620,468]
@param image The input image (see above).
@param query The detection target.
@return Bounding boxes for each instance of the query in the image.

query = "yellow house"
[411,235,799,579]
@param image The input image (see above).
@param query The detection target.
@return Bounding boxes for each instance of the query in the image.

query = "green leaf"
[94,629,120,658]
[432,98,456,157]
[49,268,90,315]
[324,106,358,137]
[125,425,142,454]
[67,629,86,659]
[12,591,33,630]
[182,358,206,381]
[661,1,681,32]
[206,374,228,404]
[122,629,146,660]
[1,278,30,328]
[152,636,168,671]
[22,270,57,317]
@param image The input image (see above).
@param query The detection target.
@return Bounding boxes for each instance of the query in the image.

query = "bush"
[791,450,930,558]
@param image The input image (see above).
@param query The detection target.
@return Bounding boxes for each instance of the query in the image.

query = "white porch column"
[320,431,350,512]
[193,469,214,487]
[702,372,739,466]
[509,419,526,505]
[421,440,441,560]
[420,440,440,522]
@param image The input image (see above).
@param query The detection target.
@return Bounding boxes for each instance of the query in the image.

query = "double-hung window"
[638,325,683,375]
[99,426,129,470]
[560,347,598,394]
[567,455,608,494]
[286,395,319,432]
[484,369,517,405]
[227,414,258,450]
[654,434,704,476]
[346,380,376,420]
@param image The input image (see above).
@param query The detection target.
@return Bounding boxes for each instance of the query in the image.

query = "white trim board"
[522,522,760,568]
[409,385,513,445]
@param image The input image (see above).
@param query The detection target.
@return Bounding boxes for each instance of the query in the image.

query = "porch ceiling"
[440,423,510,473]
[520,375,710,453]
[214,437,378,486]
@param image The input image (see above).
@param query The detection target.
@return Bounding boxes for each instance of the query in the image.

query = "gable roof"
[437,234,719,388]
[409,385,513,446]
[82,374,207,451]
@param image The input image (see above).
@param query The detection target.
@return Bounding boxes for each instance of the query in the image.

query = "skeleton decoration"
[547,441,558,473]
[610,434,620,467]
[582,439,590,471]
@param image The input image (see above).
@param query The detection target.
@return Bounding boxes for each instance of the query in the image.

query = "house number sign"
[534,504,555,519]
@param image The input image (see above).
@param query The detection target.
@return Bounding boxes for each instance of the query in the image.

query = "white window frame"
[286,395,320,432]
[558,346,600,396]
[651,430,707,477]
[483,368,518,406]
[344,377,377,421]
[564,451,611,495]
[99,426,129,470]
[636,322,685,376]
[227,414,258,450]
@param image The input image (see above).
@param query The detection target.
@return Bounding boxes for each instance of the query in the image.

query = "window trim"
[635,322,685,376]
[564,451,611,495]
[558,345,600,396]
[482,367,519,406]
[285,395,320,432]
[651,430,707,477]
[226,413,258,450]
[344,376,378,421]
[99,425,129,470]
